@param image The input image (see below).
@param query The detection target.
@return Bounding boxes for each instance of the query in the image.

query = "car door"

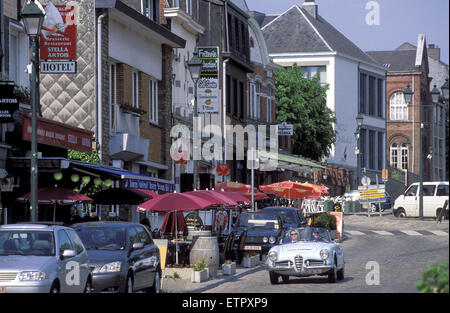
[66,229,90,292]
[56,229,77,293]
[402,184,419,216]
[127,226,144,290]
[135,226,159,289]
[436,184,449,213]
[422,184,437,217]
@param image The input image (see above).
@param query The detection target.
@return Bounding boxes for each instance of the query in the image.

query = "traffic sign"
[359,184,386,203]
[361,176,371,186]
[381,169,388,182]
[277,122,293,136]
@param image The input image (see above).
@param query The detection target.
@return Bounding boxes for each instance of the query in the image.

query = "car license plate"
[244,245,261,251]
[0,286,6,293]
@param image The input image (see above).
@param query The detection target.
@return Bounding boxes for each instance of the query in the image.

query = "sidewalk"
[161,264,265,293]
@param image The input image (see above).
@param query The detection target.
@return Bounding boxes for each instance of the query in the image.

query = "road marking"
[427,230,449,236]
[371,230,394,236]
[400,230,423,236]
[346,230,365,235]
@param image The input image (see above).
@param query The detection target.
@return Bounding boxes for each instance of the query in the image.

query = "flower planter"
[242,255,260,268]
[191,268,209,283]
[222,262,236,275]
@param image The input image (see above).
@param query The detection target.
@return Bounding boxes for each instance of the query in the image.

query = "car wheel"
[281,275,289,284]
[337,267,345,280]
[49,281,60,293]
[328,267,337,283]
[370,204,378,213]
[269,271,279,285]
[397,208,406,218]
[84,278,93,293]
[125,274,134,293]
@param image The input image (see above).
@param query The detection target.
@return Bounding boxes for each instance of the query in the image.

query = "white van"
[393,181,449,218]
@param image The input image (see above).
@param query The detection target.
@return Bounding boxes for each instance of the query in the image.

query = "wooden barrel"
[189,236,220,272]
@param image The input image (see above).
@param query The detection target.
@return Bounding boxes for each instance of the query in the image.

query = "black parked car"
[72,222,161,293]
[260,207,307,229]
[224,212,284,263]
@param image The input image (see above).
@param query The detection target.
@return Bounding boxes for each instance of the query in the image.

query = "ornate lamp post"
[187,51,202,191]
[20,0,45,222]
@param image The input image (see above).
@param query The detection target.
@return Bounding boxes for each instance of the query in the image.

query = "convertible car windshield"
[284,227,332,243]
[236,213,280,230]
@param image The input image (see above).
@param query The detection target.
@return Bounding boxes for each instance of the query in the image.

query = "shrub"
[414,262,449,293]
[193,259,207,271]
[313,213,337,230]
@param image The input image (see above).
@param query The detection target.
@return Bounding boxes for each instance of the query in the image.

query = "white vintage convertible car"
[267,227,345,284]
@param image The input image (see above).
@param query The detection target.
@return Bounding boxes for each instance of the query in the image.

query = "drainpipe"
[96,10,107,165]
[221,0,230,182]
[0,0,5,80]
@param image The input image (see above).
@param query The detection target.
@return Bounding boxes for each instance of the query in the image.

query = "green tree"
[275,64,337,160]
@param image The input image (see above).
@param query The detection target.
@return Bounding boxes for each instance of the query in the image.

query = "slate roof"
[230,0,249,12]
[365,50,418,72]
[261,5,380,67]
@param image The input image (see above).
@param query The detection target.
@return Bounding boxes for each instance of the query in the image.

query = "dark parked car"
[260,207,307,229]
[225,212,284,263]
[72,222,161,293]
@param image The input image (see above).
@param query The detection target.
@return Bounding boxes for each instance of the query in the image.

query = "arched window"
[401,143,408,170]
[390,143,398,168]
[390,92,408,120]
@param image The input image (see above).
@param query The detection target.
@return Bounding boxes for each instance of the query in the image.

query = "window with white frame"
[266,86,273,123]
[132,71,139,108]
[390,143,398,169]
[142,0,158,22]
[109,63,117,132]
[401,143,408,170]
[9,24,29,87]
[256,82,261,120]
[149,79,158,124]
[390,92,408,120]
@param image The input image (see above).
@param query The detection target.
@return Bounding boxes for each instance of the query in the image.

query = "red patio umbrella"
[237,188,268,201]
[160,211,188,237]
[184,190,238,206]
[136,192,214,212]
[213,190,251,206]
[17,187,93,221]
[259,180,316,199]
[215,181,251,192]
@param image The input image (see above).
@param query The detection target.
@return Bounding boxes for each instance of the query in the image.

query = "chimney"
[303,0,318,19]
[427,44,440,61]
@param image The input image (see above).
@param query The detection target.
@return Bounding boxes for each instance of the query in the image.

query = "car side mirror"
[132,242,144,250]
[61,249,76,260]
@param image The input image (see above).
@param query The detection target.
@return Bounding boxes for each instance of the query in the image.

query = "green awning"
[258,150,325,172]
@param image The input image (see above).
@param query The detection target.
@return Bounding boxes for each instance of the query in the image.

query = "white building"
[254,0,387,188]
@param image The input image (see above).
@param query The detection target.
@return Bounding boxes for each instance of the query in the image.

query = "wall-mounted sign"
[0,84,19,123]
[216,164,230,176]
[277,122,294,136]
[40,2,77,60]
[22,113,93,152]
[197,47,219,114]
[40,61,77,73]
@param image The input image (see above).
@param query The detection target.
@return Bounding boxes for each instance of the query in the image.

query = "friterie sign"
[40,2,77,60]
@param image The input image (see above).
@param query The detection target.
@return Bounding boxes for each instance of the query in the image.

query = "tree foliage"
[68,149,100,164]
[275,64,337,160]
[414,262,449,293]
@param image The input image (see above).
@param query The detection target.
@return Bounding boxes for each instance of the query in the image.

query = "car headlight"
[268,236,276,244]
[320,249,329,260]
[263,236,268,243]
[18,271,46,281]
[93,261,122,273]
[268,251,278,262]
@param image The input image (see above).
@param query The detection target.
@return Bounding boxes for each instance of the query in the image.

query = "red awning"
[17,187,92,205]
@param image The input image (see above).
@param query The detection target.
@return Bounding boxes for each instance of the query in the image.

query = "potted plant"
[222,259,236,275]
[313,213,337,239]
[242,252,260,268]
[191,259,209,283]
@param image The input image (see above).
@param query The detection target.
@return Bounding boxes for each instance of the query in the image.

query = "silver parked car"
[267,227,345,284]
[0,224,92,293]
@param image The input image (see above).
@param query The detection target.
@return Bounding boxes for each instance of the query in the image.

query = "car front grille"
[274,261,291,267]
[307,260,325,266]
[245,237,263,244]
[0,272,18,282]
[295,255,303,271]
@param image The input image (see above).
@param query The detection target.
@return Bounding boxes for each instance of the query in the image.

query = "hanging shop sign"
[122,178,174,193]
[0,84,19,123]
[197,47,219,114]
[22,113,93,152]
[40,2,77,60]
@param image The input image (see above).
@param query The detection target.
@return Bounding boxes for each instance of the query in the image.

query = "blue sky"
[246,0,449,64]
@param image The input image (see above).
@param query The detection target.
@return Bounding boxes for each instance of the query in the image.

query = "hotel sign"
[40,61,77,74]
[197,47,219,114]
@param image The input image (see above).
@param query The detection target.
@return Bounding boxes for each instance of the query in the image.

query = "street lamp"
[21,0,45,222]
[441,78,449,101]
[431,85,441,104]
[188,51,202,191]
[355,114,364,188]
[404,84,414,104]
